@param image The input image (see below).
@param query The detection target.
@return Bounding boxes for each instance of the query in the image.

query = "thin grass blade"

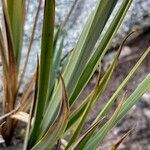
[83,92,127,149]
[94,47,150,123]
[85,73,150,149]
[68,118,104,150]
[66,42,125,148]
[25,58,39,150]
[18,0,42,91]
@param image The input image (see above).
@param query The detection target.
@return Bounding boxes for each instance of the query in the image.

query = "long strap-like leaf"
[41,0,119,136]
[29,0,55,146]
[69,0,133,105]
[84,73,150,149]
[94,47,150,123]
[65,38,125,148]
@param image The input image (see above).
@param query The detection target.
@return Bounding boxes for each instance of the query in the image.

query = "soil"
[1,30,150,149]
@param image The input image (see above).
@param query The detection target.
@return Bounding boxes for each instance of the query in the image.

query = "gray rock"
[0,0,149,84]
[62,0,150,51]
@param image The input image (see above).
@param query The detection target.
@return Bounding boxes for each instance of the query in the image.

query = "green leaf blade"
[94,48,150,123]
[84,73,150,149]
[41,0,119,134]
[6,0,25,67]
[69,0,133,106]
[29,0,55,146]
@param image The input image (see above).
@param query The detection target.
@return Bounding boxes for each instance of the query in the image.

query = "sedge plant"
[0,0,149,149]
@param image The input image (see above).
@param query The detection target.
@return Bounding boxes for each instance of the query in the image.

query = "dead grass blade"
[19,73,36,111]
[111,129,132,150]
[24,57,39,150]
[18,0,42,91]
[11,111,29,123]
[0,105,20,121]
[31,73,70,149]
[2,0,18,109]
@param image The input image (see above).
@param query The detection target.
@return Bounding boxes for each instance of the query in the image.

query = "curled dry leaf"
[11,111,29,124]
